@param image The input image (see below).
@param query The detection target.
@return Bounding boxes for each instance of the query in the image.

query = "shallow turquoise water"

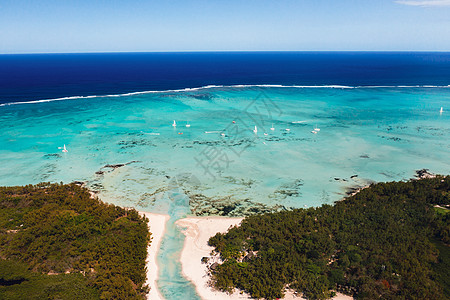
[157,217,200,300]
[1,86,449,298]
[157,189,200,299]
[1,87,449,213]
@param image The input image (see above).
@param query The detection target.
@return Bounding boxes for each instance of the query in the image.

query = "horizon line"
[2,50,450,55]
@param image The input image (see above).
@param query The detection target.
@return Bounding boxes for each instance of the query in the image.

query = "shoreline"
[176,216,250,300]
[139,212,169,300]
[176,215,353,300]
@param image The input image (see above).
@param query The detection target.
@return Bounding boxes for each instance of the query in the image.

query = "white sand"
[331,294,353,300]
[284,291,353,300]
[140,212,169,300]
[176,216,250,299]
[177,216,353,300]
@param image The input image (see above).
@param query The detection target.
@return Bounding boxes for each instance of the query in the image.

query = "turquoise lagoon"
[1,86,449,213]
[1,86,449,299]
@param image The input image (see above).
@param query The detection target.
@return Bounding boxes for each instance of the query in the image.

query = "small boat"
[264,133,268,136]
[311,130,317,134]
[270,124,275,131]
[285,128,290,132]
[221,133,225,136]
[186,121,191,128]
[440,107,444,113]
[253,126,257,133]
[62,144,68,153]
[172,120,177,127]
[314,125,320,132]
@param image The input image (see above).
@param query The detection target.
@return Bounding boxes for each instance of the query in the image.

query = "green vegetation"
[0,259,99,300]
[0,183,151,299]
[209,176,450,299]
[432,238,450,298]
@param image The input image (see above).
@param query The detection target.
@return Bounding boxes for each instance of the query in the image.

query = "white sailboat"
[186,121,191,128]
[440,107,444,113]
[62,144,68,153]
[253,126,258,133]
[314,125,320,131]
[172,120,177,127]
[270,124,275,131]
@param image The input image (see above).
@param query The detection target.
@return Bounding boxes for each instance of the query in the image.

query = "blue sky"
[1,0,449,53]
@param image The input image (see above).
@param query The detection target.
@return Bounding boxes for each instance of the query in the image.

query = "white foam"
[1,84,449,107]
[0,95,99,107]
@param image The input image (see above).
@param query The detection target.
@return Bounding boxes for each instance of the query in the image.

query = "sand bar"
[177,216,353,300]
[140,212,169,300]
[176,216,249,299]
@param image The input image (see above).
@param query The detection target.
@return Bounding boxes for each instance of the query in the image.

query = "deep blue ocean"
[1,52,450,104]
[1,52,449,300]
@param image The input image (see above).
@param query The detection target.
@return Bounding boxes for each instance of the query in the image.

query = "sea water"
[1,86,450,300]
[1,53,449,299]
[1,86,449,213]
[157,188,200,300]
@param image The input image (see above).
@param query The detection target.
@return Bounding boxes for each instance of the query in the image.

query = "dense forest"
[209,176,450,299]
[0,183,151,300]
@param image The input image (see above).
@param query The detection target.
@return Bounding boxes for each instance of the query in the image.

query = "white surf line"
[2,84,449,107]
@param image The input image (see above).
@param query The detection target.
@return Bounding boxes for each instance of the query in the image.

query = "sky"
[0,0,449,53]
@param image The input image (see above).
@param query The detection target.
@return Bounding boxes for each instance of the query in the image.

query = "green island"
[0,183,150,300]
[208,176,450,299]
[1,178,449,300]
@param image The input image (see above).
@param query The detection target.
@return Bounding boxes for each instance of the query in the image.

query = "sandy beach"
[140,212,169,300]
[177,216,353,300]
[176,216,250,299]
[283,292,352,300]
[138,212,352,300]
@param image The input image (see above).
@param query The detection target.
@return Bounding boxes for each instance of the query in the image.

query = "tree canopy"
[208,176,450,299]
[0,183,151,300]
